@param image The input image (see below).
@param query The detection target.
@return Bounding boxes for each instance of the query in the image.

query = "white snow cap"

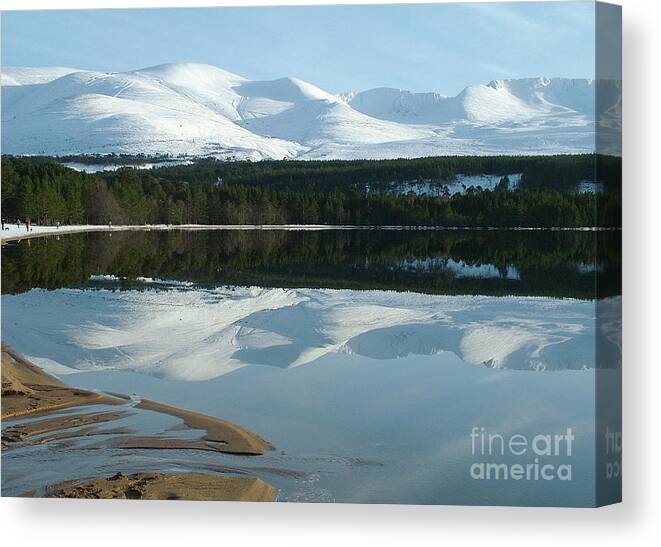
[1,63,621,159]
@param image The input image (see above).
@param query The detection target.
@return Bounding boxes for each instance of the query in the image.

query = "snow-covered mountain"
[1,66,81,87]
[1,63,620,159]
[343,78,597,124]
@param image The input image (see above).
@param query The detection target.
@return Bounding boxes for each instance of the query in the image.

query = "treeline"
[519,154,621,191]
[148,154,621,193]
[18,153,622,192]
[20,153,175,167]
[1,155,621,227]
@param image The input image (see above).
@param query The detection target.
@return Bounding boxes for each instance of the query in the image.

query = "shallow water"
[0,348,602,505]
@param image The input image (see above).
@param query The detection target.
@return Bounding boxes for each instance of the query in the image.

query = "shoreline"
[1,344,277,501]
[45,472,277,501]
[1,344,125,420]
[0,222,621,243]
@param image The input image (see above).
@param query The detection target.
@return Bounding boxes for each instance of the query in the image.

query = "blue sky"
[1,2,596,95]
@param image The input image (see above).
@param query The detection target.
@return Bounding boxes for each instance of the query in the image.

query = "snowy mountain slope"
[236,76,337,105]
[343,77,601,124]
[1,64,619,159]
[132,63,247,121]
[0,66,81,86]
[239,98,433,147]
[1,65,304,159]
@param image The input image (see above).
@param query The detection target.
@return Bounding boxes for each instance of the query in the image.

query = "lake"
[1,228,621,504]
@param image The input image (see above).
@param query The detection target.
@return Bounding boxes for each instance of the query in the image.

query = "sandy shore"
[1,344,124,419]
[1,345,278,500]
[46,472,277,501]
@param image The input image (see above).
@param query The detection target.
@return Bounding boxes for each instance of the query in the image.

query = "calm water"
[1,228,619,298]
[1,229,620,505]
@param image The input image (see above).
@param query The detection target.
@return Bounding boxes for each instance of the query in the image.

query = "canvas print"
[0,1,621,506]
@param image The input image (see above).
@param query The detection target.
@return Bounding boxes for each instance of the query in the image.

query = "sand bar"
[47,471,277,501]
[2,410,133,443]
[136,398,273,455]
[1,344,124,419]
[1,346,279,500]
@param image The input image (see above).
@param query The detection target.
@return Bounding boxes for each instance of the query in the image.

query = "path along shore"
[0,222,615,243]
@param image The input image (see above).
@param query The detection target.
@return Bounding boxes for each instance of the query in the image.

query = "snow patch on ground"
[1,223,115,241]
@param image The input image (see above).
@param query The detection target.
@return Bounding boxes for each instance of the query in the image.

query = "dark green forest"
[43,152,621,192]
[149,154,621,192]
[1,154,621,228]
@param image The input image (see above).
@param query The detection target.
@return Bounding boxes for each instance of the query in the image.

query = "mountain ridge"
[1,63,619,159]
